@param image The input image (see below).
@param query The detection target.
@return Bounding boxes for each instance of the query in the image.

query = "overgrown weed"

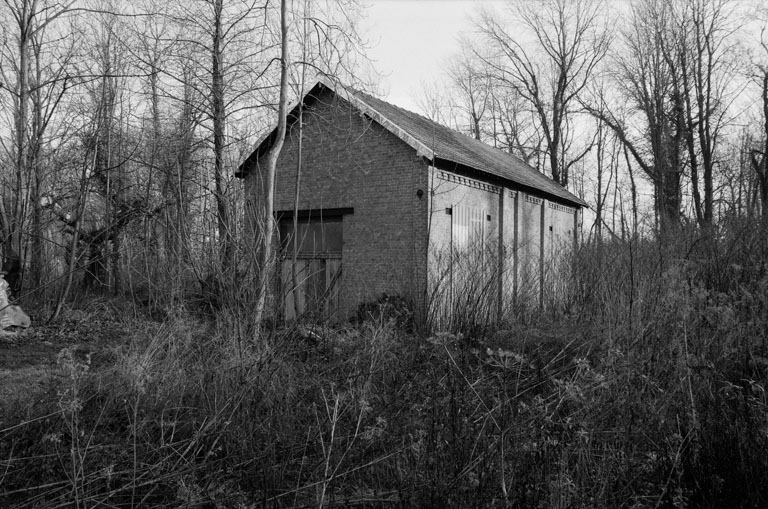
[2,222,768,507]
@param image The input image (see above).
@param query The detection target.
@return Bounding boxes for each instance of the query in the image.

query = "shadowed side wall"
[244,88,430,319]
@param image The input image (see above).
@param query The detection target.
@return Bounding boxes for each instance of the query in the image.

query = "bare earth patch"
[0,307,131,419]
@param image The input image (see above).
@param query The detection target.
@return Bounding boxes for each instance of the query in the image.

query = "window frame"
[276,208,352,259]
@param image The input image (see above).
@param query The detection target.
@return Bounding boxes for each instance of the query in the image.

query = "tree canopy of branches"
[419,0,765,238]
[477,0,611,188]
[0,0,369,320]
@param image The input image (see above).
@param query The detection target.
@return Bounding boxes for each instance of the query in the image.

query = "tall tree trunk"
[624,145,639,238]
[594,119,604,242]
[660,147,682,233]
[50,138,97,322]
[28,32,45,295]
[177,78,195,263]
[12,0,31,290]
[290,3,310,320]
[30,92,43,295]
[679,47,704,225]
[253,0,289,337]
[212,0,232,274]
[291,103,303,319]
[752,70,768,226]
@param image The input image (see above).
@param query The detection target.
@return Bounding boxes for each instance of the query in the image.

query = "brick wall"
[244,88,430,319]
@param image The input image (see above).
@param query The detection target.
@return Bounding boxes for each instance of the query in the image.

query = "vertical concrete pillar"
[512,190,520,305]
[449,199,454,314]
[497,187,505,322]
[539,199,546,311]
[573,207,580,248]
[416,165,434,326]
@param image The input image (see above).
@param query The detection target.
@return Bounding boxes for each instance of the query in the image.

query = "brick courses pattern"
[245,89,429,318]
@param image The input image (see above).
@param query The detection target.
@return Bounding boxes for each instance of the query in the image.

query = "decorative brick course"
[549,202,575,214]
[525,195,543,205]
[436,171,501,194]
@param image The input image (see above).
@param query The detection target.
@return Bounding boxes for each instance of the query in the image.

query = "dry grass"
[0,366,52,413]
[1,222,768,507]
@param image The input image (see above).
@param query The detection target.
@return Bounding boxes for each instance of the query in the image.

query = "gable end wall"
[245,89,429,319]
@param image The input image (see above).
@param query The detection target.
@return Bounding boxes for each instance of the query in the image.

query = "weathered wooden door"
[282,258,342,321]
[279,216,343,321]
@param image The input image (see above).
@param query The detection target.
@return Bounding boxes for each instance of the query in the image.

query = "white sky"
[362,0,505,112]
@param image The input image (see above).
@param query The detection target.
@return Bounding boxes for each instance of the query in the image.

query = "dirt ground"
[0,307,130,418]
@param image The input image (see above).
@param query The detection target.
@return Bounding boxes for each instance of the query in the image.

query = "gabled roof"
[237,77,587,208]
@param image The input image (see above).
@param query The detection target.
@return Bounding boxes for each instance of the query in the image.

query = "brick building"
[236,78,587,324]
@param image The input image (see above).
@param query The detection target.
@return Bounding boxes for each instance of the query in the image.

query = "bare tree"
[486,78,540,163]
[582,0,684,233]
[477,0,611,187]
[283,0,367,321]
[0,0,76,296]
[161,51,204,269]
[446,44,490,141]
[26,21,76,295]
[169,0,271,277]
[77,5,136,291]
[750,26,768,223]
[419,47,540,163]
[210,0,231,271]
[668,0,741,227]
[252,0,289,335]
[417,82,459,129]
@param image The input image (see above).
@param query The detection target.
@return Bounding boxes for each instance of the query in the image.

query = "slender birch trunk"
[253,0,289,337]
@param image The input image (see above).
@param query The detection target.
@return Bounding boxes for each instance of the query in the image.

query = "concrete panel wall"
[427,168,500,329]
[544,202,578,307]
[500,190,519,317]
[518,195,543,306]
[428,168,500,250]
[424,164,581,324]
